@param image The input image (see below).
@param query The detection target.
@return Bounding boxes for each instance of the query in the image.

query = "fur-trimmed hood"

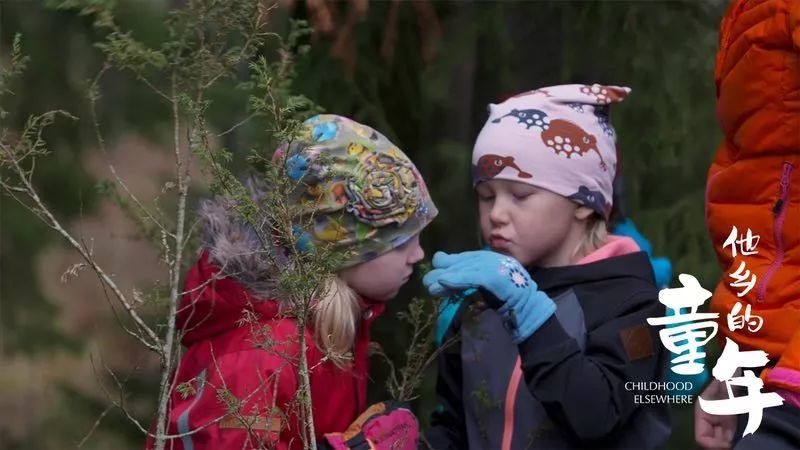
[196,182,281,300]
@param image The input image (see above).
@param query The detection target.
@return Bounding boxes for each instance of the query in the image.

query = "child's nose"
[489,200,510,225]
[408,241,425,264]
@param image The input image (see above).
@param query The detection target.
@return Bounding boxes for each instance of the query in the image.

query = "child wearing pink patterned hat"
[424,85,671,449]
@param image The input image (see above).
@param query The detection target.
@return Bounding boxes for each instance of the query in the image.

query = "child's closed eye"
[512,193,532,201]
[476,189,495,201]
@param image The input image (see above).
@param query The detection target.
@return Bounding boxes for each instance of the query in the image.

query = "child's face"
[340,233,425,301]
[477,179,592,268]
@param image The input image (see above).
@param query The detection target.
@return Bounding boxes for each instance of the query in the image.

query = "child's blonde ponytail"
[313,275,361,368]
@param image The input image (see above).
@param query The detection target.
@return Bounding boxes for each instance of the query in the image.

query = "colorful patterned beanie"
[472,84,630,219]
[272,114,438,268]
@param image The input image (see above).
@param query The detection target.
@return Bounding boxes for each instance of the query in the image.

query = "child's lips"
[490,235,511,249]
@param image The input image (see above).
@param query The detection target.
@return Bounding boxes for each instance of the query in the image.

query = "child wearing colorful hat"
[146,115,437,450]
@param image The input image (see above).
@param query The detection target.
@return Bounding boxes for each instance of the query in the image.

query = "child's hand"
[695,379,737,450]
[423,250,532,299]
[322,401,418,450]
[423,250,556,343]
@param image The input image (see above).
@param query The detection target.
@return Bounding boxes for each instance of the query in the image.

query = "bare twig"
[78,403,114,448]
[89,65,174,248]
[152,74,190,450]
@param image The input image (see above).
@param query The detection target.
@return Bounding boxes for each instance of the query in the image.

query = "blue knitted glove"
[423,251,556,343]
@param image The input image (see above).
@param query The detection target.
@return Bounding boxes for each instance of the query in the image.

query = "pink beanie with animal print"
[472,84,630,219]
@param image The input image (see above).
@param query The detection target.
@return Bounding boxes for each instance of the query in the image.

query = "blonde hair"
[313,275,361,368]
[573,213,609,261]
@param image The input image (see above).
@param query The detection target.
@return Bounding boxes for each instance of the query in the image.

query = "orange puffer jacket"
[706,0,800,397]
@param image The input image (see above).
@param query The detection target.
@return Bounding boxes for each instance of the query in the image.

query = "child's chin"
[489,245,511,256]
[377,289,400,302]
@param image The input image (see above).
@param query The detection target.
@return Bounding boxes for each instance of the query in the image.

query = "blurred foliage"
[1,1,727,449]
[1,1,170,357]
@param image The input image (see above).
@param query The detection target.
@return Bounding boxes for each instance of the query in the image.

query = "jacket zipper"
[502,357,524,450]
[756,162,793,302]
